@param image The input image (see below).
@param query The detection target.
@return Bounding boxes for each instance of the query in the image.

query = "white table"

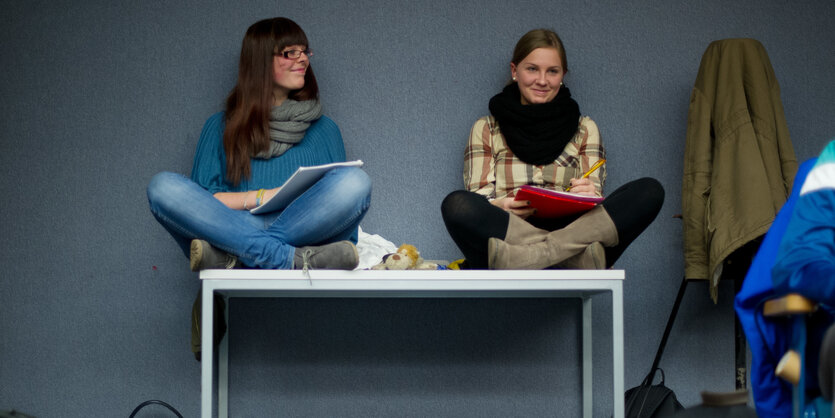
[200,269,625,418]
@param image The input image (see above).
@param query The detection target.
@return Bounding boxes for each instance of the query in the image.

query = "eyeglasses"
[275,49,313,59]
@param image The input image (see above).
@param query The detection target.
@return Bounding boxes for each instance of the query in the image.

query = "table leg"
[612,284,625,418]
[219,295,229,418]
[201,284,214,418]
[583,296,593,418]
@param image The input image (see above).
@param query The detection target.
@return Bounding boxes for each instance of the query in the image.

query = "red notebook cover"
[513,185,603,218]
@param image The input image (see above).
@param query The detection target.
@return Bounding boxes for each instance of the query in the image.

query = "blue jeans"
[147,167,371,269]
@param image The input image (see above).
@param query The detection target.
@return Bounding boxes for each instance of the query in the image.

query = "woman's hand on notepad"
[262,187,281,203]
[491,197,536,219]
[565,178,596,196]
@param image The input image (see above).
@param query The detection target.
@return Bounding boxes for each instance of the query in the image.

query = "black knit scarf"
[488,83,581,165]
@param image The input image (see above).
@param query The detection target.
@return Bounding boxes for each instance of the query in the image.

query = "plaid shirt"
[464,115,606,199]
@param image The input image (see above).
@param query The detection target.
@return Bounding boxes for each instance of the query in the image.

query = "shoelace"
[301,248,314,285]
[224,255,237,269]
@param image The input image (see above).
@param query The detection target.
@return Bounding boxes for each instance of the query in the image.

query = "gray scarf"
[255,99,323,158]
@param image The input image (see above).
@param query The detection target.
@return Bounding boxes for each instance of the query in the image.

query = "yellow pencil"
[565,159,606,192]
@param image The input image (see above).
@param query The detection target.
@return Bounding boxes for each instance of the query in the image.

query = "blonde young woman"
[441,29,663,269]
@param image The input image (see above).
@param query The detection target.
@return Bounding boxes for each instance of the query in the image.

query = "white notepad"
[250,160,364,214]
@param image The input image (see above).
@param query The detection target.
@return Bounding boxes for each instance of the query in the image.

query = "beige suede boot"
[503,214,549,245]
[556,242,607,269]
[487,206,618,270]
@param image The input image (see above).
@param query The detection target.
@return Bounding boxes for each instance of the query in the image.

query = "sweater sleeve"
[190,112,228,194]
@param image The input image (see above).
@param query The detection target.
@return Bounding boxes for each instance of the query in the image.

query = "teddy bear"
[370,244,440,270]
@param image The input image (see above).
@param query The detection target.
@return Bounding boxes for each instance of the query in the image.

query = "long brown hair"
[223,17,319,185]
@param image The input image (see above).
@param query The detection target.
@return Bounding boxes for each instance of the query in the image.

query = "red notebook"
[514,185,603,218]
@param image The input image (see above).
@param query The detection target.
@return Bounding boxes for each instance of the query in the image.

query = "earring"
[512,76,517,81]
[560,82,564,86]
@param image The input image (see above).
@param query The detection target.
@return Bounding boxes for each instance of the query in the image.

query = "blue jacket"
[734,157,816,417]
[773,141,835,304]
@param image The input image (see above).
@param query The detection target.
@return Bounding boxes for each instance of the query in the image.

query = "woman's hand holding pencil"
[565,159,606,194]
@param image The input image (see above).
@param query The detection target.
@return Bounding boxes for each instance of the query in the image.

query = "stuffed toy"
[370,244,440,270]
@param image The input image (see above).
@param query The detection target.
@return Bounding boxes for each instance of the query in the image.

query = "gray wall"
[2,0,834,416]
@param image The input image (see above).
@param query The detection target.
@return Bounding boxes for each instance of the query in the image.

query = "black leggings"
[440,177,665,268]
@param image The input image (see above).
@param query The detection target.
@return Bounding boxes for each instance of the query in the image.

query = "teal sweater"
[190,112,346,194]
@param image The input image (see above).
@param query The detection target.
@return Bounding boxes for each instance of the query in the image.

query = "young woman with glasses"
[148,17,371,271]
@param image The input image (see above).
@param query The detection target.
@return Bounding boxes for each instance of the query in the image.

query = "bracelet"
[255,189,265,207]
[243,192,250,210]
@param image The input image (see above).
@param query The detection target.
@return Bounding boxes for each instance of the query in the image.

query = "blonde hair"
[511,29,568,73]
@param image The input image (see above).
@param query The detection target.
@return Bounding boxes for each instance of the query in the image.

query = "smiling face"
[272,44,309,105]
[510,47,564,105]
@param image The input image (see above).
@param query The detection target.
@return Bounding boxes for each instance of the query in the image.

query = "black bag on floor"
[625,368,683,417]
[623,278,689,417]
